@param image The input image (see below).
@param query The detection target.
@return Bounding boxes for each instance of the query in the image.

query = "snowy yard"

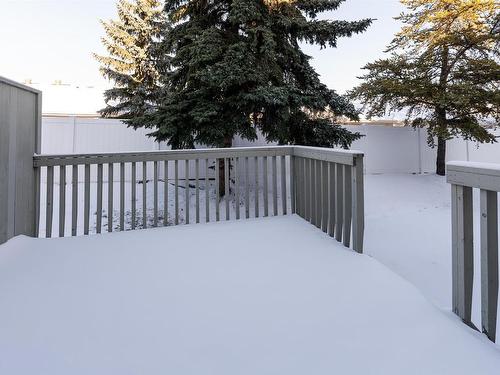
[1,215,500,374]
[364,174,452,308]
[2,173,500,373]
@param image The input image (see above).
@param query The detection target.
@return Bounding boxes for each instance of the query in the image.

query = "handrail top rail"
[33,145,364,167]
[447,161,500,192]
[291,146,363,166]
[447,161,500,176]
[292,145,363,156]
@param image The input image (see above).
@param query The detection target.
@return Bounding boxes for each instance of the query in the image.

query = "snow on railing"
[33,146,364,252]
[447,161,500,342]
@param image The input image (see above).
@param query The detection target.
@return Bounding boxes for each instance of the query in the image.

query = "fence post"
[352,154,364,253]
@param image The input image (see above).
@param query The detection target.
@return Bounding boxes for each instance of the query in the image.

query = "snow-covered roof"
[24,80,106,115]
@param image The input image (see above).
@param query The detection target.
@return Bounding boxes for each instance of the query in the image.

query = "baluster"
[254,156,259,218]
[315,160,321,229]
[142,161,147,228]
[328,162,336,237]
[131,162,136,229]
[163,160,169,226]
[343,165,352,247]
[290,155,296,215]
[45,166,54,238]
[245,157,250,219]
[175,160,179,225]
[480,189,498,342]
[72,165,78,236]
[97,163,103,234]
[205,159,210,223]
[235,157,240,220]
[153,161,158,227]
[298,157,304,218]
[321,161,328,233]
[310,159,316,225]
[335,164,344,242]
[263,156,268,217]
[195,159,200,223]
[451,184,473,325]
[185,159,190,224]
[120,162,125,231]
[272,156,278,216]
[281,155,287,215]
[297,158,302,218]
[84,164,90,235]
[304,158,310,221]
[59,165,66,237]
[215,159,220,222]
[225,158,230,220]
[108,163,113,232]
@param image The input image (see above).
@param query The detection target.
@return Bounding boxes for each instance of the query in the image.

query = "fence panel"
[0,77,41,244]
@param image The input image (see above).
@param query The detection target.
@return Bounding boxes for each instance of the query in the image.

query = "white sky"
[0,0,404,113]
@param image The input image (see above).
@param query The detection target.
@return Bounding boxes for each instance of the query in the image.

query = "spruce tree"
[95,0,164,122]
[140,0,372,150]
[351,0,499,175]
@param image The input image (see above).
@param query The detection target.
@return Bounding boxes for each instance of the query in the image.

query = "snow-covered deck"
[1,215,499,374]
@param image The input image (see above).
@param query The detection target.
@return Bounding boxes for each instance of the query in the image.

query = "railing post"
[451,183,474,324]
[352,154,364,253]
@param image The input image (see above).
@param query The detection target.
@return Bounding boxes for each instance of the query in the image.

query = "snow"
[36,173,476,313]
[364,173,500,334]
[1,215,500,374]
[364,174,452,308]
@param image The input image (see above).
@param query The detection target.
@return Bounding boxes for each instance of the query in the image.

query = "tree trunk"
[218,136,232,197]
[436,135,446,176]
[435,46,449,177]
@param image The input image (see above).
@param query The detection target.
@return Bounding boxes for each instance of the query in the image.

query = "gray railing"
[292,146,364,252]
[34,146,364,252]
[447,161,500,342]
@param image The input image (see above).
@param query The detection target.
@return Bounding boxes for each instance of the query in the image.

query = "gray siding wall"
[0,77,41,244]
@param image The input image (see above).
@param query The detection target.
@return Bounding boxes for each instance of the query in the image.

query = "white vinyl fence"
[41,116,500,178]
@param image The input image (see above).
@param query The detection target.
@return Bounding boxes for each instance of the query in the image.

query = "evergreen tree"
[95,0,164,122]
[140,0,372,150]
[351,0,499,175]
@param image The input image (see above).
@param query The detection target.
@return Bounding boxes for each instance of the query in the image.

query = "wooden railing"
[34,146,364,252]
[292,146,364,252]
[447,161,500,342]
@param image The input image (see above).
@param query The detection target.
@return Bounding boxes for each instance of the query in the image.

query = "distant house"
[24,79,105,117]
